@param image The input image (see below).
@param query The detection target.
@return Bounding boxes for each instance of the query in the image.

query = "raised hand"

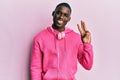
[77,20,91,43]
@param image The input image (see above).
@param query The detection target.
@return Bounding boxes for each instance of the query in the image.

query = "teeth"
[58,20,63,24]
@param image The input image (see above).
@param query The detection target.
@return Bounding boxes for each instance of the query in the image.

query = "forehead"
[55,6,71,14]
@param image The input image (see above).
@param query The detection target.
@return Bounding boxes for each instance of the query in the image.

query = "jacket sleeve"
[77,43,93,70]
[30,38,43,80]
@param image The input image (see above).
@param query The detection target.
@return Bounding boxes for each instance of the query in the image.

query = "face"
[52,6,71,29]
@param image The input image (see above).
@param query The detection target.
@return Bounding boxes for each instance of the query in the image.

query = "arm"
[30,38,43,80]
[77,43,93,70]
[77,20,93,70]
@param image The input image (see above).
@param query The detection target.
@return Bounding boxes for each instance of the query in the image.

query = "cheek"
[64,18,70,23]
[55,14,60,18]
[54,16,59,21]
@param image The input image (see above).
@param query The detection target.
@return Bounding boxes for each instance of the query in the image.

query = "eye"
[64,13,69,17]
[56,11,61,15]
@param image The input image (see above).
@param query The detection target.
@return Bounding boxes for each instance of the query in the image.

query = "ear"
[52,11,55,16]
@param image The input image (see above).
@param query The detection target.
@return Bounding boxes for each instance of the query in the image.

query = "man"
[30,2,93,80]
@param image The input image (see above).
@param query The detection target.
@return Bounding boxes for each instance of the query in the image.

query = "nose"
[59,14,64,19]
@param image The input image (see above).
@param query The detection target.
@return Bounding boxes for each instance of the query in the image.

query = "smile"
[57,20,64,24]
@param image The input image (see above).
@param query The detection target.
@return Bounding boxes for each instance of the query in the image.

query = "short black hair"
[55,2,72,13]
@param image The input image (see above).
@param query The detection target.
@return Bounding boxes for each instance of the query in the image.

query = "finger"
[86,32,91,43]
[77,24,83,35]
[81,20,87,31]
[86,31,91,37]
[86,31,91,39]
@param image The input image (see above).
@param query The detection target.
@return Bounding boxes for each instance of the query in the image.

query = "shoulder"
[67,28,81,39]
[66,28,83,45]
[33,27,49,41]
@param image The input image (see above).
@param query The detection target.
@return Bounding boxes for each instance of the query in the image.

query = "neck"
[52,24,65,32]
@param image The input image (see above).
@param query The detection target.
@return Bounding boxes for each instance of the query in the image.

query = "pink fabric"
[30,26,93,80]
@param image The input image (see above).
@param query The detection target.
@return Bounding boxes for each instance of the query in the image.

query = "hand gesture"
[77,20,91,43]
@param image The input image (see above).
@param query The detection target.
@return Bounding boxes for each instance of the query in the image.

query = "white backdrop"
[0,0,120,80]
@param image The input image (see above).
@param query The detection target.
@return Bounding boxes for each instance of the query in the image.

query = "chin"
[57,25,64,28]
[55,24,64,28]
